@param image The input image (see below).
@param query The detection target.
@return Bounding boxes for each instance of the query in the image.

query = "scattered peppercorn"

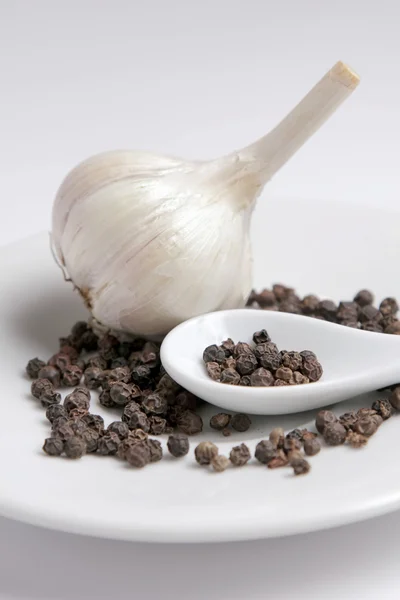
[81,413,105,434]
[37,366,61,388]
[64,436,86,459]
[211,455,230,472]
[46,404,67,423]
[195,441,218,465]
[290,453,311,475]
[316,410,337,435]
[269,427,285,448]
[43,437,64,456]
[26,357,46,379]
[267,450,289,469]
[210,413,231,430]
[347,431,368,448]
[231,413,252,432]
[84,366,104,390]
[177,410,203,435]
[61,364,83,387]
[323,422,347,446]
[303,437,321,456]
[167,433,190,457]
[80,428,99,453]
[371,399,392,420]
[147,438,163,462]
[125,441,151,468]
[40,389,62,408]
[255,440,276,464]
[229,443,251,466]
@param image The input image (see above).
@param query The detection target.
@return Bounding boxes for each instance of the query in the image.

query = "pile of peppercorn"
[203,329,323,386]
[27,321,205,466]
[247,285,400,334]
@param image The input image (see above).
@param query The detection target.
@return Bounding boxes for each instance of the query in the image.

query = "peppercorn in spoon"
[161,309,400,415]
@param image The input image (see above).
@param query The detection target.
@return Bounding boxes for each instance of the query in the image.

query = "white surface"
[162,309,400,414]
[2,0,400,597]
[2,205,400,547]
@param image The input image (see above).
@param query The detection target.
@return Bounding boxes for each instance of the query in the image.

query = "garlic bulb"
[52,62,359,337]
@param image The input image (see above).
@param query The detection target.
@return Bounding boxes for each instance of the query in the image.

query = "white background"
[1,1,400,598]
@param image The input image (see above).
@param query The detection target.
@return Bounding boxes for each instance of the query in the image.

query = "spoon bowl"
[161,309,400,415]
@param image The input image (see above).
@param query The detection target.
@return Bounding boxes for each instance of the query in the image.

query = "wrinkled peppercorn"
[353,415,382,437]
[317,300,337,322]
[380,297,399,316]
[250,368,275,387]
[126,411,150,433]
[275,366,293,382]
[99,390,116,408]
[141,392,168,416]
[315,410,337,434]
[232,342,254,358]
[210,413,231,430]
[283,437,302,453]
[82,413,104,434]
[109,382,134,406]
[125,441,151,467]
[281,351,302,371]
[210,455,229,472]
[339,410,358,431]
[26,357,46,379]
[86,356,108,370]
[148,438,163,462]
[31,378,53,399]
[229,443,251,466]
[203,345,226,364]
[253,329,271,344]
[43,437,64,456]
[98,432,120,455]
[62,364,83,387]
[220,368,241,385]
[301,359,323,382]
[64,390,90,413]
[40,389,62,408]
[195,441,218,465]
[80,428,99,453]
[64,436,86,459]
[149,416,167,436]
[48,353,71,372]
[371,399,392,420]
[107,421,130,439]
[323,422,347,446]
[84,367,104,390]
[231,413,252,432]
[38,366,60,388]
[236,353,258,375]
[167,433,189,457]
[255,440,276,464]
[177,410,203,435]
[46,404,67,423]
[206,362,221,381]
[301,295,320,315]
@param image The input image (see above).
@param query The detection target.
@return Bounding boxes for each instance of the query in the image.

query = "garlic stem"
[237,61,360,182]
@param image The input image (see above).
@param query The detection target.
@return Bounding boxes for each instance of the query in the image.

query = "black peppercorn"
[167,433,190,457]
[354,289,374,307]
[353,415,382,437]
[281,351,302,371]
[40,389,62,408]
[122,400,142,424]
[177,410,203,435]
[303,437,321,456]
[64,436,86,459]
[48,353,71,372]
[275,366,293,382]
[203,344,226,364]
[316,410,337,436]
[379,297,399,316]
[61,364,83,387]
[206,362,221,381]
[339,410,358,431]
[323,422,347,445]
[235,353,258,375]
[371,399,392,420]
[125,441,151,467]
[107,421,130,439]
[43,437,64,456]
[46,404,67,423]
[26,357,46,379]
[38,366,61,388]
[301,295,320,315]
[347,431,368,448]
[250,368,274,387]
[230,443,251,466]
[210,413,231,430]
[252,329,271,344]
[211,455,230,472]
[109,382,134,406]
[301,358,323,382]
[269,427,284,448]
[84,366,104,390]
[389,387,400,410]
[148,438,163,462]
[149,416,167,435]
[255,440,276,464]
[220,368,241,385]
[127,411,150,433]
[99,390,116,408]
[98,432,121,455]
[82,413,105,434]
[64,390,90,413]
[31,378,53,399]
[317,300,337,322]
[231,413,252,432]
[141,392,168,416]
[290,453,311,475]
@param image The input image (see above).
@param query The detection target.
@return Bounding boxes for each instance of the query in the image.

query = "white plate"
[2,197,400,544]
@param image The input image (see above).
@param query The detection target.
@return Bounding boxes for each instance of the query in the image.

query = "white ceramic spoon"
[160,309,400,415]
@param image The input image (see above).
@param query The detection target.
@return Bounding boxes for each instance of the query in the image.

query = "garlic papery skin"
[52,62,359,337]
